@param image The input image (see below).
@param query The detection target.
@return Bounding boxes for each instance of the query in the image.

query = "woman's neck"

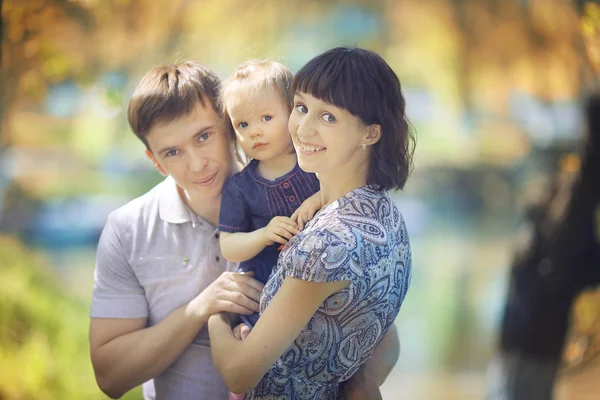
[257,152,297,181]
[318,160,369,207]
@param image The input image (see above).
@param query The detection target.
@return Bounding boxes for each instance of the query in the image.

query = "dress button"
[289,196,295,202]
[283,182,290,189]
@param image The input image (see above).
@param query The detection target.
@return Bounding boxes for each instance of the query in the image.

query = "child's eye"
[295,104,308,114]
[238,121,248,129]
[262,115,272,122]
[166,149,179,157]
[198,132,211,142]
[321,113,336,123]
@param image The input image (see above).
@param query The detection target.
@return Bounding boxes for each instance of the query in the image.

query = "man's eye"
[295,104,307,114]
[238,122,248,129]
[321,113,336,123]
[262,115,272,122]
[166,149,179,157]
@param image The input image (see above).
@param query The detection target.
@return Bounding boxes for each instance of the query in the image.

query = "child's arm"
[220,216,300,263]
[291,191,322,230]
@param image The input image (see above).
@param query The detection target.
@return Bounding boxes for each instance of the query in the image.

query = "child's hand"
[291,192,322,230]
[233,322,251,341]
[262,216,300,246]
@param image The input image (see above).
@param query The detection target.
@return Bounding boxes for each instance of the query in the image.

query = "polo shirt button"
[283,182,290,189]
[215,256,220,262]
[215,233,220,239]
[289,196,295,202]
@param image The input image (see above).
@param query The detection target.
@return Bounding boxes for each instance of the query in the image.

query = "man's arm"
[90,271,262,398]
[339,324,400,400]
[361,324,400,386]
[89,213,263,398]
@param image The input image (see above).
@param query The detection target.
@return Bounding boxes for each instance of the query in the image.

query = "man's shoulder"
[106,179,165,229]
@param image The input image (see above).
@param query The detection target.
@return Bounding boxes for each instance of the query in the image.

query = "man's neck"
[178,186,221,227]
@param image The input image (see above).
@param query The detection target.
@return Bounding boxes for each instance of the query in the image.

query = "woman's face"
[288,92,369,178]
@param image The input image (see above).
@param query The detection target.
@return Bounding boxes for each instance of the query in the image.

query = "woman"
[208,47,415,399]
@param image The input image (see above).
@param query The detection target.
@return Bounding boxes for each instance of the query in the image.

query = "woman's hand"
[233,323,251,340]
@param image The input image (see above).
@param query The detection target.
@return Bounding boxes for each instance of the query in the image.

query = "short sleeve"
[90,212,149,319]
[218,175,251,233]
[283,230,356,283]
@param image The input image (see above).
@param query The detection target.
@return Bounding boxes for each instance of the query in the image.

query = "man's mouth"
[194,173,217,186]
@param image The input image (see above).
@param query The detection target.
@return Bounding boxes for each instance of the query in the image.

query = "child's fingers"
[267,232,288,245]
[308,205,319,220]
[277,216,298,228]
[290,209,299,221]
[297,217,305,231]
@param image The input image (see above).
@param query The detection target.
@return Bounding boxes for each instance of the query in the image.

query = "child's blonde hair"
[220,60,294,113]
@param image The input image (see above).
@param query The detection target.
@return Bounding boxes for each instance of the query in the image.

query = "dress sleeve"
[283,228,357,283]
[218,175,251,233]
[90,212,149,319]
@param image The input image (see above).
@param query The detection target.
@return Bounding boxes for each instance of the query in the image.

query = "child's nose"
[250,129,262,139]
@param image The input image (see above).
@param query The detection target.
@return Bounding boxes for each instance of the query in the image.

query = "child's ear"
[364,124,382,146]
[145,149,168,176]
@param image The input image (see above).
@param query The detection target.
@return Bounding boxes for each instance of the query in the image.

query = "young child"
[218,60,321,329]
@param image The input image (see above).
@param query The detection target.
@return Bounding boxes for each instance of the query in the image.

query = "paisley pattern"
[246,186,412,400]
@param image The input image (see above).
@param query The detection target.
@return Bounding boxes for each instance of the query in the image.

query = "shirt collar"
[158,176,194,224]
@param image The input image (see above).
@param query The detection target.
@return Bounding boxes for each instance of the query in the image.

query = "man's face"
[145,102,234,200]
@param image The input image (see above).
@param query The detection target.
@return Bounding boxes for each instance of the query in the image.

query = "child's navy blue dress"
[218,159,320,327]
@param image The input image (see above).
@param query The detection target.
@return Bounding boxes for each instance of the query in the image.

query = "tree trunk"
[488,95,600,399]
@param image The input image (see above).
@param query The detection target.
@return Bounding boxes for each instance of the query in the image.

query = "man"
[89,61,399,399]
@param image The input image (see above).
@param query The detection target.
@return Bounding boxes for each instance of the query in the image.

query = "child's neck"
[257,152,297,181]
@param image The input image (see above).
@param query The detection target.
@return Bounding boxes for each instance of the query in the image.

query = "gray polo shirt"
[91,176,237,400]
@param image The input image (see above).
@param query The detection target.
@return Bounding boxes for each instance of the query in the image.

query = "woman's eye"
[166,149,179,157]
[199,132,211,142]
[262,115,272,122]
[295,104,307,114]
[238,121,248,129]
[321,113,336,123]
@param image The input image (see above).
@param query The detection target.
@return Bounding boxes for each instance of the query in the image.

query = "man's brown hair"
[127,61,222,149]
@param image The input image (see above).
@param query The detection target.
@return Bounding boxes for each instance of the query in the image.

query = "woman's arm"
[208,277,349,393]
[220,217,300,263]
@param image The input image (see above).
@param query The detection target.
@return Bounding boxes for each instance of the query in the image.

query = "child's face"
[145,101,235,200]
[226,88,294,162]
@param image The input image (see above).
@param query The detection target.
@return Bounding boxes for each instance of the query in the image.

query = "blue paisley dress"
[246,186,412,400]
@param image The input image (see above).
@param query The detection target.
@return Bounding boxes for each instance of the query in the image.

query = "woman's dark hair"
[292,47,416,191]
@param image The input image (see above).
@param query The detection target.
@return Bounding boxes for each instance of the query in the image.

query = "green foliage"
[0,237,141,399]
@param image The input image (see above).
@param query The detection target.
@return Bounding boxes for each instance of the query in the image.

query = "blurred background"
[1,0,599,399]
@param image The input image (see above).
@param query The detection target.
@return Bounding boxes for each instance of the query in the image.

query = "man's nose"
[188,149,208,172]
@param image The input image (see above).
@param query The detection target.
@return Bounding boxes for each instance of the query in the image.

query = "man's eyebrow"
[156,124,215,156]
[157,145,177,157]
[192,124,215,139]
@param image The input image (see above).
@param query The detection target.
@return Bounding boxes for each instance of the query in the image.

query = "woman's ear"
[364,124,382,146]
